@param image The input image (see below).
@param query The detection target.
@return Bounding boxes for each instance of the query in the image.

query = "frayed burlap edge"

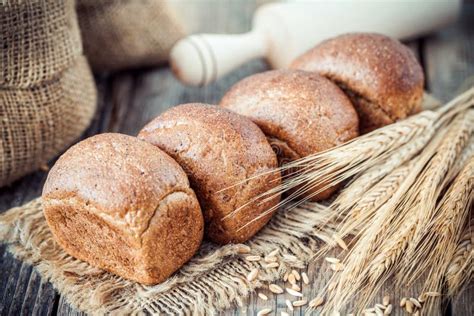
[0,198,335,315]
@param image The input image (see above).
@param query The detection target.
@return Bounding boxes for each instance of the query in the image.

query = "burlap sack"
[77,0,185,71]
[0,0,97,187]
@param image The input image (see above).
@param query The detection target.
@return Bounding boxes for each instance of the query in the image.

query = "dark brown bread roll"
[290,33,424,132]
[138,104,281,244]
[220,69,359,200]
[42,133,203,285]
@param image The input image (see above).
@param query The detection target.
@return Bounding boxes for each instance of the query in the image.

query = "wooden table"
[1,1,473,315]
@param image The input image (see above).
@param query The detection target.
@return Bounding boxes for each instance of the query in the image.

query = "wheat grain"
[247,268,259,281]
[286,299,293,311]
[269,284,284,294]
[288,273,296,285]
[286,288,303,297]
[265,262,279,269]
[267,249,279,257]
[292,299,308,307]
[384,304,393,315]
[291,283,300,291]
[291,269,301,281]
[237,245,251,254]
[400,297,407,307]
[302,272,309,284]
[264,256,277,263]
[245,255,261,262]
[382,295,390,306]
[257,308,272,316]
[258,293,268,301]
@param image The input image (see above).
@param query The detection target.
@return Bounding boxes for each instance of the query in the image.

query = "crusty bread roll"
[220,69,359,200]
[42,133,203,285]
[290,33,424,132]
[138,104,281,244]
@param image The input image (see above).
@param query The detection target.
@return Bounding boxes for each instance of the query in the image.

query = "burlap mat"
[0,198,334,314]
[1,0,97,187]
[77,0,185,71]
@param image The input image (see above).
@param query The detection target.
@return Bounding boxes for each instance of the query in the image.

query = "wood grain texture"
[0,1,473,315]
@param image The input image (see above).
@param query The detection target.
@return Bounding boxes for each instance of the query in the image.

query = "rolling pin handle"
[170,31,267,86]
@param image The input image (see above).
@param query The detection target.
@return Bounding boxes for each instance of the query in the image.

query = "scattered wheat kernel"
[330,263,344,271]
[405,300,414,313]
[309,296,324,307]
[375,303,386,310]
[400,297,407,307]
[269,284,284,294]
[283,272,289,282]
[266,262,279,269]
[281,312,290,316]
[257,308,272,316]
[365,308,375,312]
[291,283,301,291]
[258,293,268,301]
[325,257,340,264]
[292,269,301,281]
[384,304,393,315]
[264,256,277,263]
[383,295,390,306]
[410,298,422,309]
[237,245,251,254]
[268,249,279,257]
[302,272,309,284]
[283,254,298,261]
[286,299,294,311]
[286,287,303,297]
[418,294,426,303]
[332,233,349,250]
[247,268,258,281]
[288,273,296,285]
[424,291,441,297]
[292,299,308,307]
[364,312,376,316]
[245,255,261,262]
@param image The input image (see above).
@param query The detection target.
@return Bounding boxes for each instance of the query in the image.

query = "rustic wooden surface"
[1,1,473,315]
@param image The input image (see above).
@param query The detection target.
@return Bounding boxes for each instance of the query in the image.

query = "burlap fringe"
[0,198,334,315]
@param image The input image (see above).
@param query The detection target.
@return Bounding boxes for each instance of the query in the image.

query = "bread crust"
[138,104,281,244]
[220,70,359,200]
[42,133,203,285]
[290,33,424,132]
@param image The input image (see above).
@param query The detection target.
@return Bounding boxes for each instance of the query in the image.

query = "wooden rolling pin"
[170,0,460,86]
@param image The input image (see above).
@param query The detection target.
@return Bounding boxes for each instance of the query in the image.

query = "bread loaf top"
[42,133,194,244]
[291,33,424,123]
[139,104,281,244]
[220,70,359,158]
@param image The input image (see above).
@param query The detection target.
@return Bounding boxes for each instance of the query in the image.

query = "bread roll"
[220,69,359,200]
[290,33,424,132]
[138,104,281,244]
[42,133,203,285]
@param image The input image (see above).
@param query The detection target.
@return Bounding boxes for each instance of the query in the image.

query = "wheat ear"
[446,219,473,297]
[316,111,469,314]
[397,158,473,314]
